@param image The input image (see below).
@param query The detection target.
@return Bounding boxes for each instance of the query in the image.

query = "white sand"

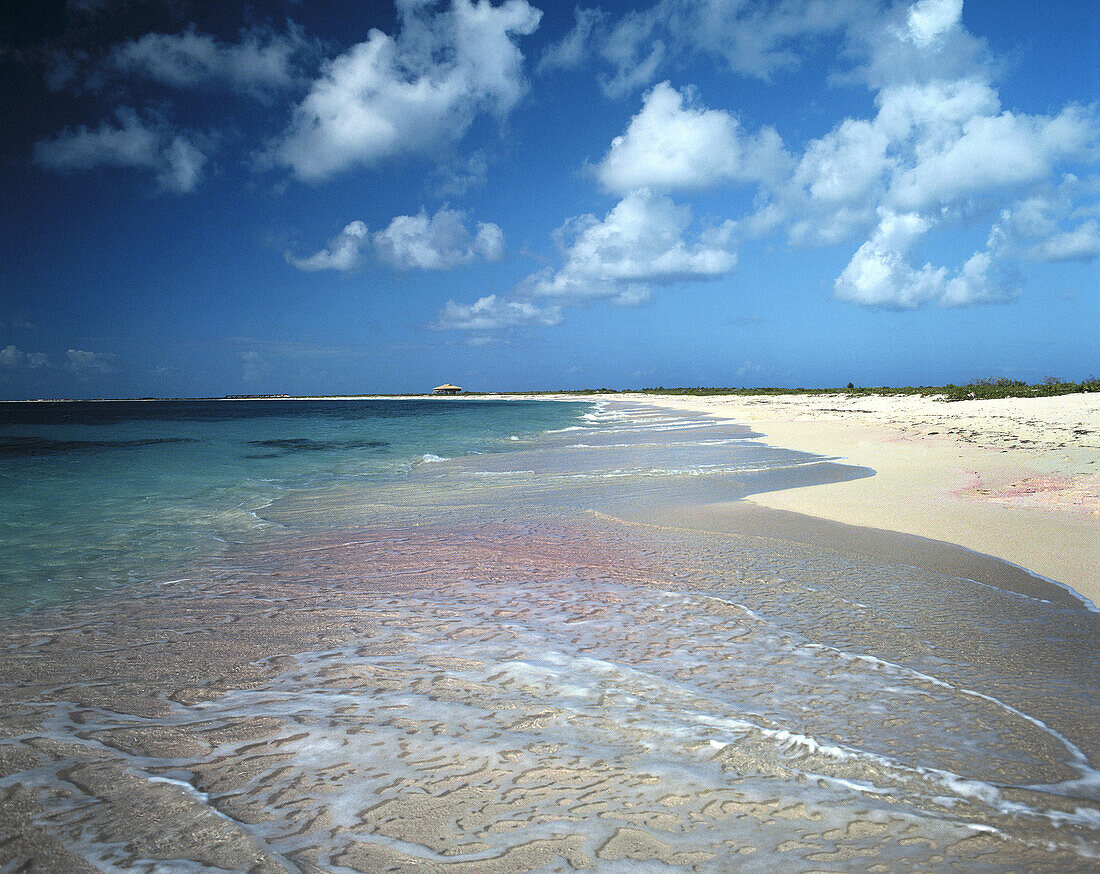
[626,392,1100,606]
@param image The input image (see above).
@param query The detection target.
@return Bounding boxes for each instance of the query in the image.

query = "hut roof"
[433,384,462,391]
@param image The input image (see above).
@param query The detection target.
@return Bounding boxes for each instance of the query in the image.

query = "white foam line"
[147,774,213,803]
[960,545,1097,614]
[720,716,1100,833]
[953,687,1100,787]
[560,458,834,479]
[805,772,898,796]
[690,594,1100,790]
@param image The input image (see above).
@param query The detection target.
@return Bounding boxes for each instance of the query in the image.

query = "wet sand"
[1,402,1097,871]
[570,392,1100,607]
[3,520,1098,871]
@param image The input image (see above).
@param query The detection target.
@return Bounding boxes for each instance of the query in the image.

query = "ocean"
[0,397,1097,871]
[0,398,586,613]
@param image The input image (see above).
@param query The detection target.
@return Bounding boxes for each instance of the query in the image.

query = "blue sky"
[0,0,1097,398]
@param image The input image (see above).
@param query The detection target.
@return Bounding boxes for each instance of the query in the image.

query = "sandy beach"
[601,391,1100,607]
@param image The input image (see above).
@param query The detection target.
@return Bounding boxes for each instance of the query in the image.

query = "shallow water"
[0,398,585,613]
[0,400,1096,871]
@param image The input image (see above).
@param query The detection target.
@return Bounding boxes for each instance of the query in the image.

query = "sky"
[0,0,1097,398]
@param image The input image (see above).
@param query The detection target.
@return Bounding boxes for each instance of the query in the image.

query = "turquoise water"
[0,398,589,613]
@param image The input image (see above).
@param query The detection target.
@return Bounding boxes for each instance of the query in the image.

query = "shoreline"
[600,392,1100,608]
[2,393,1098,869]
[7,390,1094,605]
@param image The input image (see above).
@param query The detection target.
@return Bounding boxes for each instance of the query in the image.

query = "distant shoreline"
[5,378,1098,404]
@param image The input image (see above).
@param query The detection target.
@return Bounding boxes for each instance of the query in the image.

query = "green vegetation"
[939,375,1100,401]
[475,376,1100,402]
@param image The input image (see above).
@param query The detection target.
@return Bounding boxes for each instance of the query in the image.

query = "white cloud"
[834,209,1011,308]
[373,208,504,270]
[525,189,737,301]
[433,190,737,332]
[111,25,310,97]
[782,117,889,245]
[433,294,562,330]
[767,77,1049,247]
[1026,220,1100,263]
[33,108,207,193]
[596,81,786,193]
[270,0,541,181]
[713,1,1100,305]
[591,0,864,95]
[887,105,1098,211]
[596,10,666,98]
[996,196,1059,241]
[989,189,1100,263]
[537,7,605,74]
[162,136,206,193]
[0,346,50,369]
[288,209,504,272]
[872,78,1000,147]
[795,119,888,206]
[855,0,989,89]
[287,220,370,272]
[895,0,963,47]
[66,349,117,374]
[473,222,506,262]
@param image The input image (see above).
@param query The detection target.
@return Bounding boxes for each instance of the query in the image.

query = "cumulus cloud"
[886,105,1097,210]
[33,108,207,193]
[988,186,1100,264]
[817,86,1092,229]
[433,294,562,330]
[270,0,541,181]
[706,0,1100,306]
[437,191,734,327]
[560,0,1096,310]
[781,117,890,245]
[894,0,963,47]
[834,209,1011,308]
[596,81,786,193]
[111,25,311,98]
[0,346,50,369]
[855,0,990,90]
[1025,221,1100,263]
[374,208,504,270]
[288,208,504,273]
[434,189,736,332]
[287,220,370,272]
[66,349,117,374]
[524,189,737,303]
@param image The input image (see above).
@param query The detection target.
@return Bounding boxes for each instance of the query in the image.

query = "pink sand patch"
[956,472,1100,518]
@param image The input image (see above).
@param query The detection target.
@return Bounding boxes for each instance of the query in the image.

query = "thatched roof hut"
[433,384,462,395]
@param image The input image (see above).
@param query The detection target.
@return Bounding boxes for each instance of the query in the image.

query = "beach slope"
[624,392,1100,606]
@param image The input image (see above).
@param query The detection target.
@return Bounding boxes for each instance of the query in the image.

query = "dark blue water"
[0,398,589,613]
